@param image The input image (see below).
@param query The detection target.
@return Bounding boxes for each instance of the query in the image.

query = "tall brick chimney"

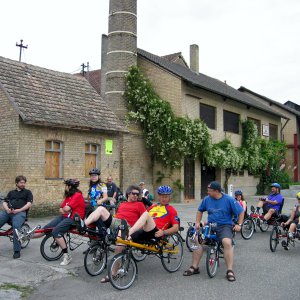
[190,44,199,73]
[104,0,137,120]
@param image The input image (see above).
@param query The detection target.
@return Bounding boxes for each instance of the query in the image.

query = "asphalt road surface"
[1,199,299,300]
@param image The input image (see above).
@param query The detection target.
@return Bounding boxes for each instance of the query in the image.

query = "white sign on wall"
[262,124,269,137]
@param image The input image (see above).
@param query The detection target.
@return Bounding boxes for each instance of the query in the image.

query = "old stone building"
[0,56,125,215]
[94,0,294,201]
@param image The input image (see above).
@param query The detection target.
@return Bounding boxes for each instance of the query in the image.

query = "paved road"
[0,197,299,300]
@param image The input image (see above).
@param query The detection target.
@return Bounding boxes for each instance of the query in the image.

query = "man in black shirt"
[106,176,118,202]
[0,175,33,258]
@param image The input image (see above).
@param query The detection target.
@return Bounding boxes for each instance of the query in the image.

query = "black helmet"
[89,168,101,175]
[64,178,80,187]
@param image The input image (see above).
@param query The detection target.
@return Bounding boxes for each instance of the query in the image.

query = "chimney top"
[190,44,199,73]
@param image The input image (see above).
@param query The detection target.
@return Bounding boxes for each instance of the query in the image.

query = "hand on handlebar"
[233,224,242,232]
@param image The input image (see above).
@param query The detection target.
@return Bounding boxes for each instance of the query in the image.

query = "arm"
[97,191,108,205]
[12,202,32,214]
[233,211,244,232]
[195,211,203,230]
[60,205,72,214]
[266,199,279,205]
[3,201,12,214]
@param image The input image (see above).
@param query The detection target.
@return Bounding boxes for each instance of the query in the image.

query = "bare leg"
[223,238,234,270]
[128,211,156,236]
[257,200,264,208]
[55,236,67,249]
[31,232,45,239]
[264,209,275,221]
[85,206,111,226]
[289,223,296,234]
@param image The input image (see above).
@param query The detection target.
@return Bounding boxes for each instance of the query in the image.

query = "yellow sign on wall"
[105,139,113,155]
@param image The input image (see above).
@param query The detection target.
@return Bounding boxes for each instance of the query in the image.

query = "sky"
[1,0,300,105]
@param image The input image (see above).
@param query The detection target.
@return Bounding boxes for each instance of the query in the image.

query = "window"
[269,123,278,140]
[200,103,216,129]
[45,141,63,178]
[85,144,99,177]
[248,117,261,136]
[223,110,240,134]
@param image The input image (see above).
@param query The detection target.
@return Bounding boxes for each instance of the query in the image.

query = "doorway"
[201,165,216,199]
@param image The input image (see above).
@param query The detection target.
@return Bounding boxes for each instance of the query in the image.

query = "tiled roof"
[137,48,286,119]
[161,52,189,68]
[239,87,300,117]
[74,70,101,95]
[0,56,126,133]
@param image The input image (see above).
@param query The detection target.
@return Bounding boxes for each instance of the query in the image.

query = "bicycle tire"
[269,226,279,252]
[20,223,31,249]
[84,244,106,276]
[185,226,194,252]
[108,253,137,290]
[131,249,147,262]
[161,233,184,273]
[259,220,269,232]
[40,234,64,261]
[241,218,255,240]
[206,244,219,278]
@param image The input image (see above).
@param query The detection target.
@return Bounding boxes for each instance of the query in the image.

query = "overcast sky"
[1,0,300,105]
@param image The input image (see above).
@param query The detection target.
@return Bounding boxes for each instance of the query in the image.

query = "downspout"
[280,118,289,141]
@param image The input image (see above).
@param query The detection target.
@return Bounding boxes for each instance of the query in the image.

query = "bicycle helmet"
[63,178,80,187]
[271,183,281,189]
[157,185,172,195]
[234,190,243,196]
[297,192,300,199]
[89,168,101,175]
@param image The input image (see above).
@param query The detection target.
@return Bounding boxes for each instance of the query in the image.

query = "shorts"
[262,203,279,216]
[215,224,233,241]
[131,227,159,243]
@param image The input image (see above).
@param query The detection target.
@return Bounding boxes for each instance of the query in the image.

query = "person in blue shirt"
[183,181,244,282]
[256,183,283,222]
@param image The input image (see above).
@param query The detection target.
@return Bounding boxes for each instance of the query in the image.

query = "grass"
[0,283,34,299]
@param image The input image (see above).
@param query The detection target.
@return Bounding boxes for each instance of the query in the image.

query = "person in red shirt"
[16,179,85,266]
[75,184,146,283]
[128,185,179,242]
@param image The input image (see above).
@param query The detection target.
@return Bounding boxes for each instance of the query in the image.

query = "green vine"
[124,66,288,191]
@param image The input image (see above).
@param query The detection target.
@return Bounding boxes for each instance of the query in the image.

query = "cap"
[208,181,222,192]
[139,181,145,186]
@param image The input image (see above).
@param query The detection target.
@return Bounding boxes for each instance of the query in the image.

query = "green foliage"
[124,66,288,193]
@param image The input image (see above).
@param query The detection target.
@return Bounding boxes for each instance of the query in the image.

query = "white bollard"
[228,184,233,196]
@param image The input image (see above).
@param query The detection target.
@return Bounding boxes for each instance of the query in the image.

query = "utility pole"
[16,39,28,62]
[81,62,89,77]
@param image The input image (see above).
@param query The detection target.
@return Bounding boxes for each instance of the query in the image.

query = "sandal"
[226,270,236,282]
[183,266,200,276]
[100,275,110,283]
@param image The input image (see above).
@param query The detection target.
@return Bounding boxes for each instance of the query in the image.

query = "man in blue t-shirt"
[183,181,244,282]
[256,183,283,222]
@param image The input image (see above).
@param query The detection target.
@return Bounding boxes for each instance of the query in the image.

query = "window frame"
[223,110,240,134]
[45,140,63,179]
[85,143,100,178]
[199,103,216,129]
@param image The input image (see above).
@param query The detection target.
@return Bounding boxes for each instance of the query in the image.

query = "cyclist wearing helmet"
[256,182,283,222]
[183,181,244,281]
[16,179,85,266]
[127,185,179,242]
[234,190,247,213]
[86,168,108,216]
[281,192,300,244]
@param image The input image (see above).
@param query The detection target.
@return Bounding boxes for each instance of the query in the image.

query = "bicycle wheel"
[241,219,255,240]
[161,233,184,273]
[20,223,31,249]
[206,244,219,278]
[185,226,194,252]
[270,227,279,252]
[84,244,106,276]
[40,234,64,261]
[108,253,137,290]
[132,248,147,262]
[259,219,269,232]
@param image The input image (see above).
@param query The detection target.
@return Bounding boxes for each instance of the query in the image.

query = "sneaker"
[288,232,294,239]
[13,251,21,259]
[60,253,72,266]
[74,213,86,233]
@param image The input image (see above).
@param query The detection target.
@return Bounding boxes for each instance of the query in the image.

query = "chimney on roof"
[190,44,199,73]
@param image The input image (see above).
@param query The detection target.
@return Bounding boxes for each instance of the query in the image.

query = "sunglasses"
[130,192,140,196]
